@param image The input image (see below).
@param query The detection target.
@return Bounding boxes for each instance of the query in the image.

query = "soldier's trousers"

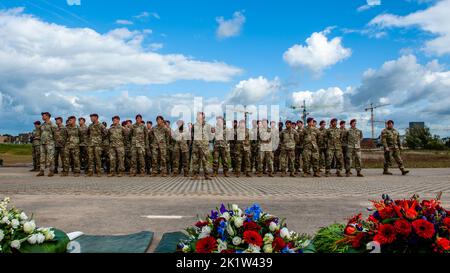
[230,145,237,171]
[166,148,173,173]
[191,144,210,175]
[274,148,281,172]
[250,144,259,172]
[145,148,152,174]
[347,148,362,172]
[342,146,349,171]
[79,146,88,171]
[125,148,131,172]
[173,146,189,174]
[235,146,251,173]
[131,146,145,174]
[110,146,125,173]
[54,147,65,172]
[212,146,229,173]
[280,148,295,173]
[384,149,404,170]
[101,146,110,173]
[40,144,55,171]
[32,145,40,170]
[326,148,343,172]
[64,147,80,173]
[302,148,319,173]
[88,146,102,173]
[259,151,273,174]
[295,147,303,172]
[319,148,328,170]
[151,145,167,174]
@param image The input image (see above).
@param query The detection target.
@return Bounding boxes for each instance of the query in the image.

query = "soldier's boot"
[257,172,263,177]
[86,171,93,177]
[172,171,179,177]
[290,172,296,177]
[129,172,136,177]
[302,172,309,177]
[223,171,230,178]
[150,172,158,177]
[60,171,68,177]
[314,171,321,178]
[280,171,286,177]
[36,171,45,177]
[183,170,189,177]
[246,172,252,177]
[191,173,199,180]
[268,172,274,178]
[107,171,115,177]
[325,171,330,178]
[139,172,146,177]
[48,171,54,177]
[53,168,58,174]
[161,172,168,177]
[357,171,364,177]
[383,169,393,175]
[336,171,343,177]
[346,170,351,177]
[74,172,80,177]
[30,168,36,172]
[235,171,240,178]
[117,172,123,178]
[349,171,353,175]
[213,170,218,178]
[401,169,410,176]
[204,173,212,180]
[96,171,101,177]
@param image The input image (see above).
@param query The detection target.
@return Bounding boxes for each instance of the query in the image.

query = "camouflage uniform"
[101,129,110,173]
[273,127,283,173]
[109,124,126,175]
[31,126,41,171]
[87,122,107,175]
[250,128,260,173]
[346,127,363,173]
[280,127,298,175]
[381,128,407,173]
[191,122,212,177]
[123,125,132,172]
[317,127,328,171]
[235,127,251,176]
[39,121,56,173]
[53,124,67,173]
[295,127,305,173]
[326,127,344,175]
[212,126,230,176]
[172,128,190,176]
[229,127,238,172]
[63,125,80,175]
[151,125,170,175]
[166,132,174,174]
[259,127,274,176]
[130,122,148,175]
[302,126,320,176]
[341,127,349,172]
[78,124,89,172]
[145,128,152,174]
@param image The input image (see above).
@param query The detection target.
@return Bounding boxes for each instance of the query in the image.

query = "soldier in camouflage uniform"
[258,119,274,177]
[123,120,132,173]
[145,121,153,175]
[151,116,171,177]
[381,120,410,176]
[78,117,88,173]
[172,120,191,177]
[229,120,238,173]
[108,116,126,177]
[295,120,304,175]
[346,119,364,177]
[37,112,56,177]
[101,121,110,174]
[317,120,328,172]
[273,122,284,173]
[212,116,230,177]
[53,117,67,174]
[302,117,321,177]
[165,120,173,174]
[87,114,107,177]
[340,120,350,174]
[30,121,41,172]
[130,114,148,177]
[191,112,213,180]
[326,118,344,177]
[280,120,298,177]
[62,116,80,177]
[250,120,260,174]
[235,119,252,178]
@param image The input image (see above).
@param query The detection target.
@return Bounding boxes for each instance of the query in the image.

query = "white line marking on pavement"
[141,215,186,219]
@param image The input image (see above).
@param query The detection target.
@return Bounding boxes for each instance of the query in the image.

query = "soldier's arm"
[381,130,389,150]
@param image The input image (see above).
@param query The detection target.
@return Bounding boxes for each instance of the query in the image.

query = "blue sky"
[0,0,449,136]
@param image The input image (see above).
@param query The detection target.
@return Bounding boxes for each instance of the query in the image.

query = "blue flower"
[245,204,262,221]
[210,210,219,220]
[220,204,227,214]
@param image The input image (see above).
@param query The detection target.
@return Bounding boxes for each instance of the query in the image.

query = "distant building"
[409,122,425,129]
[0,135,9,143]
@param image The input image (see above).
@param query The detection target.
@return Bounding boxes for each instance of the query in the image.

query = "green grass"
[0,143,33,155]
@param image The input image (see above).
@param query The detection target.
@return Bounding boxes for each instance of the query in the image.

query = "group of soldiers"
[30,111,409,179]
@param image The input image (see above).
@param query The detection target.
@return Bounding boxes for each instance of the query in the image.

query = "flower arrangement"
[314,193,450,253]
[177,203,313,253]
[0,197,68,253]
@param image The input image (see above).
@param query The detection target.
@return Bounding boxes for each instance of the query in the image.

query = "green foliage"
[0,144,32,156]
[313,223,349,253]
[405,127,447,150]
[18,229,69,253]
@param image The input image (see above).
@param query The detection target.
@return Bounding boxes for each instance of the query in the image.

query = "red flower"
[195,237,217,253]
[352,233,366,249]
[368,215,379,223]
[412,219,435,239]
[442,217,450,229]
[243,221,261,232]
[394,219,412,237]
[221,249,236,254]
[195,221,208,228]
[272,237,286,252]
[436,238,450,251]
[374,224,396,245]
[379,207,396,219]
[243,230,263,247]
[344,225,357,235]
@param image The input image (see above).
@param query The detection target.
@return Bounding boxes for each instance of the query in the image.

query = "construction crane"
[365,103,390,140]
[290,100,309,124]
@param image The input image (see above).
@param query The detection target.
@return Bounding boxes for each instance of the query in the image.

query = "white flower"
[23,220,36,234]
[44,229,55,240]
[226,223,235,237]
[222,212,230,221]
[232,236,242,246]
[1,216,10,225]
[198,226,212,239]
[0,230,4,242]
[280,227,291,240]
[234,217,244,228]
[11,240,21,249]
[217,239,228,253]
[263,244,273,253]
[182,245,190,253]
[36,233,45,244]
[11,219,20,229]
[232,204,239,211]
[20,212,28,221]
[263,233,274,244]
[269,222,279,232]
[247,244,261,253]
[27,234,38,245]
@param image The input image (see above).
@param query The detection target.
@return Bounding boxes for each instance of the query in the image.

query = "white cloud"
[67,0,81,6]
[116,19,133,25]
[283,29,352,74]
[357,0,381,12]
[370,0,450,55]
[149,43,164,51]
[216,11,246,39]
[226,76,281,105]
[134,11,160,20]
[292,87,347,113]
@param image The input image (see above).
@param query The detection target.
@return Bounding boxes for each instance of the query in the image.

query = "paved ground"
[1,167,450,252]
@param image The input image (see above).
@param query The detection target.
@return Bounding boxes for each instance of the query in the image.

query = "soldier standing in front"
[326,118,344,177]
[191,112,213,180]
[346,119,364,177]
[108,116,126,177]
[30,121,41,172]
[382,120,410,176]
[62,116,81,177]
[87,114,106,177]
[37,112,56,177]
[53,117,67,174]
